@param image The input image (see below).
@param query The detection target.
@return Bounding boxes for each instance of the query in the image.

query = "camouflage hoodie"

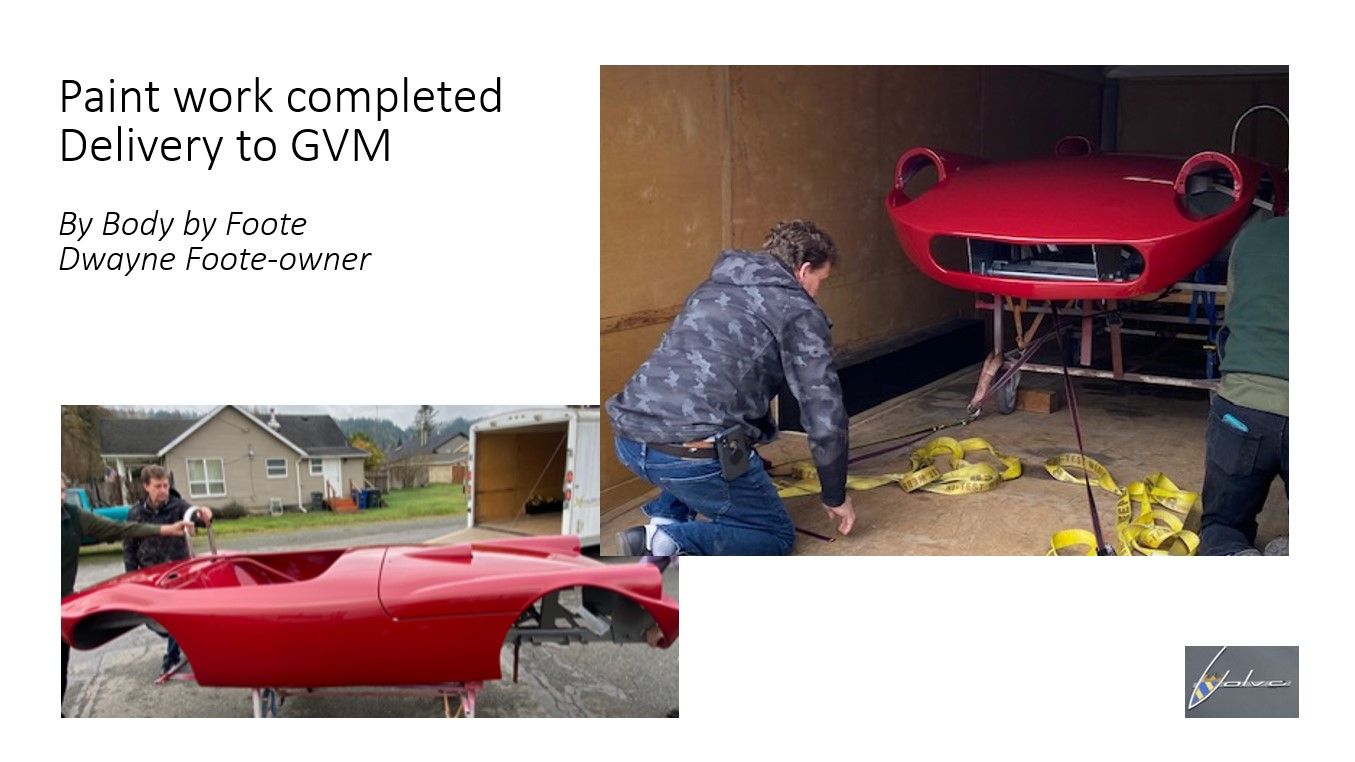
[607,249,848,506]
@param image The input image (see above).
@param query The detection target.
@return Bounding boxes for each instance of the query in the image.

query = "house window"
[310,459,324,476]
[185,458,226,498]
[266,458,288,479]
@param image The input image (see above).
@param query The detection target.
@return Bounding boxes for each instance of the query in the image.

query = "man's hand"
[192,506,214,525]
[159,520,194,537]
[824,495,856,535]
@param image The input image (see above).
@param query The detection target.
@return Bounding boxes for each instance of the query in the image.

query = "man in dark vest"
[123,465,214,671]
[1200,216,1288,555]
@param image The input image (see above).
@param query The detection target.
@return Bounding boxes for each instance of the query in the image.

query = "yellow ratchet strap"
[773,436,1021,499]
[1045,457,1200,556]
[774,436,1199,557]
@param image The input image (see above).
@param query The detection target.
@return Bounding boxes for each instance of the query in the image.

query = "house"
[100,406,370,513]
[382,431,469,489]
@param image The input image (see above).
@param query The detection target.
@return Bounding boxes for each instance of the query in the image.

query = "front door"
[323,458,343,497]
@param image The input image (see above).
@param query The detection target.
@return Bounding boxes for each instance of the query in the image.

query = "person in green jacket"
[1200,216,1289,555]
[60,474,193,716]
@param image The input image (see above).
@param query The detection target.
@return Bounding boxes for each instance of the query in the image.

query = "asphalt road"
[63,518,679,718]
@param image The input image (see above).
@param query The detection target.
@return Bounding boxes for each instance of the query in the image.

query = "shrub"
[214,502,248,520]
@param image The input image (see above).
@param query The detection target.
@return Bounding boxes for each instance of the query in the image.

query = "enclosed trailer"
[466,407,599,547]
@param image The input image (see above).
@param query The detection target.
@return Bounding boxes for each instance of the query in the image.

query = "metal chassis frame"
[981,281,1224,392]
[247,683,485,718]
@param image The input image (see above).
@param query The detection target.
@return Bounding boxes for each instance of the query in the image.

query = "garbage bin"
[310,492,324,511]
[357,489,370,509]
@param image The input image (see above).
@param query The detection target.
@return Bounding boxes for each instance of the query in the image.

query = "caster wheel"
[996,368,1020,414]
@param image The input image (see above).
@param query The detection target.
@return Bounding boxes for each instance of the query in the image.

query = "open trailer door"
[563,408,600,546]
[467,407,599,549]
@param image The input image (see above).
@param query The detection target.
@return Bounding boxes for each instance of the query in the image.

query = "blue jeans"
[614,436,794,555]
[161,634,182,670]
[1199,395,1288,555]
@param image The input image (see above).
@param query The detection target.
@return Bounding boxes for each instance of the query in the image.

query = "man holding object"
[61,473,195,716]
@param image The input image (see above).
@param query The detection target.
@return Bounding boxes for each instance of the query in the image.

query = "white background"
[4,0,1342,753]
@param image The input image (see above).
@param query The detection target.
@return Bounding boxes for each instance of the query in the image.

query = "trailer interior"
[600,66,1289,555]
[471,421,570,537]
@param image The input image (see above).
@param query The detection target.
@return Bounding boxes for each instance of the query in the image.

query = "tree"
[413,405,438,446]
[348,432,385,472]
[388,454,430,490]
[336,417,405,451]
[61,405,107,483]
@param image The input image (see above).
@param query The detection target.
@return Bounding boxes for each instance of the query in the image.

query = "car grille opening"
[930,236,1145,283]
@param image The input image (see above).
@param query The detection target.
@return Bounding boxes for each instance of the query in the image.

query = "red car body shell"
[61,535,677,689]
[885,144,1287,300]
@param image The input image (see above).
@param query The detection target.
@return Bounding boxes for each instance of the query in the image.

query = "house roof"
[304,445,372,458]
[100,406,367,459]
[100,418,197,456]
[270,415,368,457]
[387,431,469,464]
[435,433,469,454]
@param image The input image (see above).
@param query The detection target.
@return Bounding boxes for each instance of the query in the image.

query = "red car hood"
[884,144,1285,300]
[901,154,1202,244]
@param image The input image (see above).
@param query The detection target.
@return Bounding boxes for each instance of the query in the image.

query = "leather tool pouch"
[715,425,750,481]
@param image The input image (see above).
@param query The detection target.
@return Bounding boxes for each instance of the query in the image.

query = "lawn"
[80,484,467,556]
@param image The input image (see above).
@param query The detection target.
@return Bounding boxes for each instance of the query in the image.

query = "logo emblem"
[1187,646,1295,713]
[1189,671,1224,709]
[1188,646,1229,710]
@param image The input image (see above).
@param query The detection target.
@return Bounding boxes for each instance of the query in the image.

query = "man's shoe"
[614,526,647,556]
[1264,536,1289,556]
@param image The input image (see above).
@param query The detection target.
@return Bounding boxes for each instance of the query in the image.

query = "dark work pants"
[1200,394,1289,555]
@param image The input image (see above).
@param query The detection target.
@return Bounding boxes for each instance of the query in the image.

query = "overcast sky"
[110,405,537,428]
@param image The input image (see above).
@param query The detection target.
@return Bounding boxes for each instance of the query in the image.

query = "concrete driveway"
[63,518,678,717]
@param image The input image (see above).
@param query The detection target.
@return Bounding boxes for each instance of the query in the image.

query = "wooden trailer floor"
[428,512,565,545]
[477,512,564,537]
[600,365,1289,556]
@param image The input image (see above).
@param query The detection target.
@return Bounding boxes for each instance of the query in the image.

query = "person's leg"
[640,490,695,524]
[1280,415,1289,497]
[638,491,688,556]
[614,436,695,555]
[615,437,694,523]
[61,640,70,708]
[1199,396,1282,555]
[164,635,182,671]
[657,452,794,555]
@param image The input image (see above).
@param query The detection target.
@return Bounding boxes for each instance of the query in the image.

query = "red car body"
[885,139,1287,300]
[61,535,677,689]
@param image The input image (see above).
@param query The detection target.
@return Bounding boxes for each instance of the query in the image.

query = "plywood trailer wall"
[473,427,569,523]
[1116,75,1288,168]
[600,65,1102,502]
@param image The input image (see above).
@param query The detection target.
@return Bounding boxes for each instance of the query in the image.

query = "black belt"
[650,442,719,459]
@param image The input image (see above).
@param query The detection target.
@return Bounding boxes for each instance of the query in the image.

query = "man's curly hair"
[763,219,838,273]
